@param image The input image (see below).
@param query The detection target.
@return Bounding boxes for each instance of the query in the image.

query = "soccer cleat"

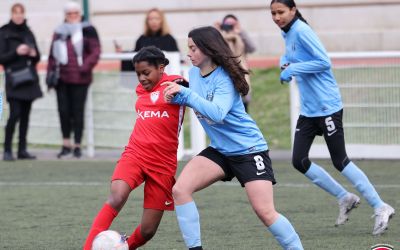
[372,203,395,235]
[335,193,360,226]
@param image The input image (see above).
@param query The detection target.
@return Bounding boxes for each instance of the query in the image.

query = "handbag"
[6,62,35,88]
[46,63,60,88]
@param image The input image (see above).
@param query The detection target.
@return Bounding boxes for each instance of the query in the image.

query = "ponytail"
[295,9,308,24]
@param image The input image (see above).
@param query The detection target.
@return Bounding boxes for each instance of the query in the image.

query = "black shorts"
[294,109,350,171]
[296,109,344,138]
[198,147,276,187]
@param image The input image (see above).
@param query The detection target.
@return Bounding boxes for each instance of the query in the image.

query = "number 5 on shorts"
[325,117,336,132]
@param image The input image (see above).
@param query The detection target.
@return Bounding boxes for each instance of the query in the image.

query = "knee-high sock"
[305,162,348,200]
[268,214,303,250]
[83,203,118,250]
[175,201,202,248]
[127,224,147,250]
[341,161,384,209]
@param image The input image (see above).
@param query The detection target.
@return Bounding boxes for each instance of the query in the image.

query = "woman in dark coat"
[0,3,42,161]
[134,8,179,52]
[116,8,179,71]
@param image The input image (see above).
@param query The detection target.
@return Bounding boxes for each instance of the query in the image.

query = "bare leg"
[245,180,303,250]
[173,156,225,249]
[107,179,132,211]
[127,209,164,249]
[173,156,225,204]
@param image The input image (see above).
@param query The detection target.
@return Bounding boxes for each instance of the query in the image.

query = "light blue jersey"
[281,19,342,117]
[172,66,267,156]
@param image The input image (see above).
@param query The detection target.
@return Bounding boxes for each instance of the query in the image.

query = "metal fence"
[290,51,400,159]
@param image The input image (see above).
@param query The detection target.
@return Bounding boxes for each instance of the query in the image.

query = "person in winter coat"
[215,14,256,112]
[116,8,179,72]
[47,1,100,159]
[0,3,42,161]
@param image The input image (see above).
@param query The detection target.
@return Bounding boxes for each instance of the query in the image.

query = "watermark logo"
[371,244,394,250]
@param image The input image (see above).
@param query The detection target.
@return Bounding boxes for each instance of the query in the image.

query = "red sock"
[127,224,147,250]
[83,203,118,250]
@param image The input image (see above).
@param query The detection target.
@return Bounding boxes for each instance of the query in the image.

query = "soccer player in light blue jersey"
[271,0,394,236]
[162,26,303,250]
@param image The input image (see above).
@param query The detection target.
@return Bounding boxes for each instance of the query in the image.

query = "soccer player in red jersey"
[83,46,187,250]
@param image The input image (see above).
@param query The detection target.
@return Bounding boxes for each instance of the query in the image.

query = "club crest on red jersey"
[371,244,394,250]
[150,91,160,104]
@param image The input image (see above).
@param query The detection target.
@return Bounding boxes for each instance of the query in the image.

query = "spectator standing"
[216,14,256,112]
[0,3,42,161]
[134,8,179,52]
[47,1,100,159]
[116,8,180,72]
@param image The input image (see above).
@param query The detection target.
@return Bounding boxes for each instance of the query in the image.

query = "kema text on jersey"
[136,109,170,120]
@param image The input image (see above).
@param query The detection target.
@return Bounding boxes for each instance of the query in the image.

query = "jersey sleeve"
[172,78,234,123]
[289,28,331,74]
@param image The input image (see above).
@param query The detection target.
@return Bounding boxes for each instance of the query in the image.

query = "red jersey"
[124,73,186,176]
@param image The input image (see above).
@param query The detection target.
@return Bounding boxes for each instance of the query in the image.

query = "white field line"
[0,181,400,189]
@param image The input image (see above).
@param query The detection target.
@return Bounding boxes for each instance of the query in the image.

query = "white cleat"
[372,203,395,236]
[335,193,361,226]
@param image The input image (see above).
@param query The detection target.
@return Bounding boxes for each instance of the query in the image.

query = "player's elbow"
[209,115,224,123]
[319,59,331,70]
[208,109,227,123]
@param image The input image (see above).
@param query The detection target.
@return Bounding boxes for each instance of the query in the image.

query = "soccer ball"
[92,230,128,250]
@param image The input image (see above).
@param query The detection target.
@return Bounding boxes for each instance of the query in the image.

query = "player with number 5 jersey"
[271,0,394,236]
[83,46,187,250]
[163,26,303,250]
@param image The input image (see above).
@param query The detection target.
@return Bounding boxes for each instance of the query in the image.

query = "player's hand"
[161,81,181,103]
[280,66,293,84]
[280,63,290,71]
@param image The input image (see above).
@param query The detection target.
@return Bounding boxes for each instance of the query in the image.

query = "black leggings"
[4,99,32,152]
[56,83,89,144]
[292,110,350,174]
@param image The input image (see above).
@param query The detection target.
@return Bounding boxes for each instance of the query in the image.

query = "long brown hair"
[188,26,249,96]
[144,8,171,36]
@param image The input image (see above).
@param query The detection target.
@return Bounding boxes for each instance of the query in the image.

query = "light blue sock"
[341,161,384,209]
[268,214,303,250]
[305,162,348,200]
[175,201,201,248]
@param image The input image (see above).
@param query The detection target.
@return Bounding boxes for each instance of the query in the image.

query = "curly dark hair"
[132,46,170,67]
[188,26,249,96]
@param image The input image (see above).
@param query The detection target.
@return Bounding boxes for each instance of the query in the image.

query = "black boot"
[17,151,37,160]
[3,151,16,161]
[73,147,82,158]
[57,146,72,159]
